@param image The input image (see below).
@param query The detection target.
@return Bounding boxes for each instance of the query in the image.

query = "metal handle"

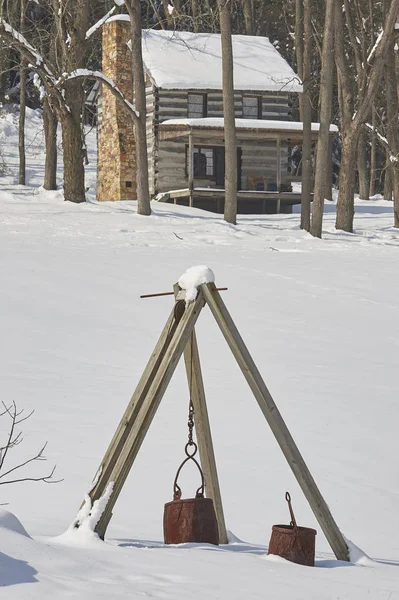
[285,491,298,530]
[173,442,205,500]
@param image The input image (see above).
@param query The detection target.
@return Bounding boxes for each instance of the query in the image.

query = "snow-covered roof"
[141,30,302,92]
[105,17,302,93]
[161,118,339,133]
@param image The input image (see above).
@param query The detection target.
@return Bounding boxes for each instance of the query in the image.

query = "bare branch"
[55,69,139,122]
[0,465,63,485]
[0,402,61,489]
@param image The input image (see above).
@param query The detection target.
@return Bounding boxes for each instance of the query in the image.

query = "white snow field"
[1,106,399,598]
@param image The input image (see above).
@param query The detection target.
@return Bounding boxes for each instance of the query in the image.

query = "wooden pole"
[201,282,349,561]
[94,291,206,538]
[175,286,228,544]
[81,304,178,512]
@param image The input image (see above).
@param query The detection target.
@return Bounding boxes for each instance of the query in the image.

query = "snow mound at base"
[0,190,14,203]
[346,537,375,566]
[0,509,30,538]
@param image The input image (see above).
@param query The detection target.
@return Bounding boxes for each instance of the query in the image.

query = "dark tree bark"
[384,154,393,201]
[357,128,369,199]
[192,0,200,32]
[369,107,377,197]
[311,0,335,238]
[18,0,26,185]
[337,134,358,229]
[127,0,151,216]
[0,45,8,104]
[219,0,237,225]
[61,86,86,202]
[43,98,58,190]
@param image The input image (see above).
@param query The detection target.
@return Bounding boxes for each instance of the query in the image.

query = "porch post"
[188,131,194,207]
[276,137,281,191]
[276,137,281,213]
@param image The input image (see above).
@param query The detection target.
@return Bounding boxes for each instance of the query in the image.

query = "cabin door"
[214,147,242,189]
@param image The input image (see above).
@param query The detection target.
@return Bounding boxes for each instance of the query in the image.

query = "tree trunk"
[243,0,254,35]
[43,98,58,190]
[162,0,174,28]
[384,27,399,226]
[18,0,26,185]
[334,0,399,232]
[357,128,369,199]
[294,0,304,115]
[61,114,86,202]
[300,0,312,232]
[311,0,335,238]
[219,0,237,225]
[384,156,393,201]
[129,0,151,216]
[336,134,358,232]
[18,64,26,185]
[61,80,86,202]
[192,0,200,32]
[0,45,9,104]
[369,107,376,197]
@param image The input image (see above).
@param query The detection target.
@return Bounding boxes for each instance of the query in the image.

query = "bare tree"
[0,402,60,488]
[384,10,399,227]
[218,0,237,225]
[310,0,334,238]
[0,6,146,208]
[334,0,399,232]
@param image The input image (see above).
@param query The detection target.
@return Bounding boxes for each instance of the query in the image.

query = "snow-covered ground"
[1,106,399,598]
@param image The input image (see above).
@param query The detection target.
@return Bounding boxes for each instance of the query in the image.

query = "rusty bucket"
[163,442,219,545]
[268,492,316,566]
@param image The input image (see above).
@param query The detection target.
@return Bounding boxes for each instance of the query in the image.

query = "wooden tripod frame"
[75,282,349,561]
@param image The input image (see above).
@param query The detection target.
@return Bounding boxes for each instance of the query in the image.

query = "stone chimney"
[97,18,136,201]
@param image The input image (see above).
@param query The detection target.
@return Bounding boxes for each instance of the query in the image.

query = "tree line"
[0,0,399,237]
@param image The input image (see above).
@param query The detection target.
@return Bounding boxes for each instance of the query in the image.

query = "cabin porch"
[156,118,338,214]
[155,187,300,214]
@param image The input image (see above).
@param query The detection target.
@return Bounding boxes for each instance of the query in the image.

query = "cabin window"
[242,95,262,119]
[188,93,207,118]
[185,146,215,177]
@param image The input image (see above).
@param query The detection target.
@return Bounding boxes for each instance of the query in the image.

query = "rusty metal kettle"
[268,492,317,566]
[163,397,219,545]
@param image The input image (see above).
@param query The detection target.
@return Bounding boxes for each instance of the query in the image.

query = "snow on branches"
[0,18,139,121]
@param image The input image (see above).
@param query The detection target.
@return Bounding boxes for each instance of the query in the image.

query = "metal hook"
[172,441,205,501]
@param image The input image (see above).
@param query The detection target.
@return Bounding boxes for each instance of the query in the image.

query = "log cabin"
[97,17,337,214]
